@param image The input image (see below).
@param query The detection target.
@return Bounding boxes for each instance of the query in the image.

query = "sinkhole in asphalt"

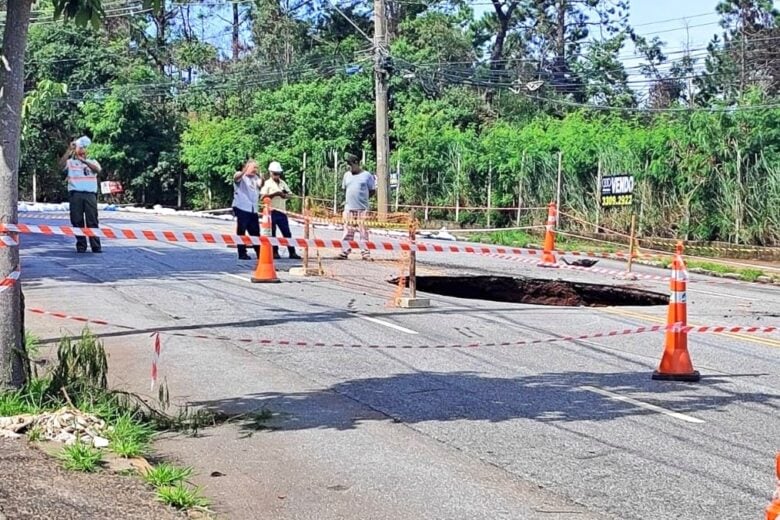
[389,275,669,307]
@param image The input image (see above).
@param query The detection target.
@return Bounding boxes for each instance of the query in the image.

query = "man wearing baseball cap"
[58,136,103,253]
[260,161,300,260]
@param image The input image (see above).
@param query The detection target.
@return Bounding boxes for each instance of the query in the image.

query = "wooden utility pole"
[487,162,492,228]
[595,158,601,233]
[301,152,307,201]
[555,151,563,217]
[394,157,401,212]
[374,0,390,217]
[333,150,339,214]
[627,214,637,273]
[232,2,240,61]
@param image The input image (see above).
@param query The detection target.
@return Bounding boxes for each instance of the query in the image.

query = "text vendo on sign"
[602,175,634,195]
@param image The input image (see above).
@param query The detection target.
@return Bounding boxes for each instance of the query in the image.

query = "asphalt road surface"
[19,210,780,520]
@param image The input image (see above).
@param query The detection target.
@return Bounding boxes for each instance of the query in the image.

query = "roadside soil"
[0,439,184,520]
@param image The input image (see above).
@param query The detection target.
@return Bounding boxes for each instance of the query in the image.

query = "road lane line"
[581,385,705,424]
[359,315,418,335]
[688,288,752,301]
[139,246,164,256]
[223,273,250,283]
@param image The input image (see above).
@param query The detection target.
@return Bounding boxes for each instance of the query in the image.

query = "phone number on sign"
[601,194,633,207]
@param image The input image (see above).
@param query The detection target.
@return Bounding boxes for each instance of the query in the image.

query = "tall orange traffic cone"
[251,197,280,283]
[652,242,699,381]
[767,454,780,520]
[538,201,559,268]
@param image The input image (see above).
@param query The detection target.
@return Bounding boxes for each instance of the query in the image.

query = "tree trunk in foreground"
[0,0,34,389]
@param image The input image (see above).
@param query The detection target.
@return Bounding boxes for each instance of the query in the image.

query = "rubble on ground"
[0,407,110,448]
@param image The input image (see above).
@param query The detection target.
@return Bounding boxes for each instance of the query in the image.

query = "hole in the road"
[388,275,668,307]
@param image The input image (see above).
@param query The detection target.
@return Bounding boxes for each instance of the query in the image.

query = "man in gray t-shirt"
[338,154,376,260]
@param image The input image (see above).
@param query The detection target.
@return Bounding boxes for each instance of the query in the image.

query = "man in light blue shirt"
[338,154,375,260]
[59,137,103,253]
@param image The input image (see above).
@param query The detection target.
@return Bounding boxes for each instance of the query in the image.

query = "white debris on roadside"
[0,407,110,448]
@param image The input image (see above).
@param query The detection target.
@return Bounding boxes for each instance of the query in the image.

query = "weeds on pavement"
[145,463,210,513]
[156,483,210,510]
[107,414,155,458]
[144,463,193,487]
[60,441,103,472]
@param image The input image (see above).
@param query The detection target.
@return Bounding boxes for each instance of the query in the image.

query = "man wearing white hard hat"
[260,161,300,260]
[58,136,103,253]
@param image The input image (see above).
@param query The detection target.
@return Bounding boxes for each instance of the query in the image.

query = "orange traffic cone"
[767,454,780,520]
[251,197,280,283]
[538,201,558,268]
[652,242,699,381]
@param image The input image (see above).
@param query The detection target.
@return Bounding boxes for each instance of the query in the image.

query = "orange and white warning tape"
[27,307,778,350]
[151,333,161,391]
[0,269,21,293]
[0,223,644,261]
[0,236,19,247]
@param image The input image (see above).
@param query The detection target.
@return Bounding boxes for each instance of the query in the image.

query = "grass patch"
[156,483,209,509]
[144,463,194,487]
[686,260,766,281]
[60,442,103,472]
[472,229,535,247]
[107,413,155,458]
[469,229,623,254]
[0,376,51,416]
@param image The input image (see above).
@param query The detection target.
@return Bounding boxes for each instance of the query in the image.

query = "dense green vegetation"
[12,0,780,244]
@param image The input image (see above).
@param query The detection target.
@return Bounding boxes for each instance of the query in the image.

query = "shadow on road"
[188,370,779,435]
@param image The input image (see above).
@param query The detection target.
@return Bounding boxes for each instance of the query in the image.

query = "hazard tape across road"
[27,307,778,350]
[0,270,21,293]
[0,222,645,261]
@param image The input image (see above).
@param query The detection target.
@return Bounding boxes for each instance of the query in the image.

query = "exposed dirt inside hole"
[389,275,668,307]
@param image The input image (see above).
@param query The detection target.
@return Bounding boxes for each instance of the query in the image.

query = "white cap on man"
[75,136,92,149]
[269,161,283,173]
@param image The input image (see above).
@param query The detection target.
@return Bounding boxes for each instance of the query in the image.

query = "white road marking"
[220,272,419,334]
[688,288,752,301]
[139,246,164,256]
[580,385,705,424]
[359,315,418,335]
[223,273,250,282]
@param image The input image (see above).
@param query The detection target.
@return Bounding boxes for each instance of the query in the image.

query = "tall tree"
[698,0,780,102]
[0,0,160,389]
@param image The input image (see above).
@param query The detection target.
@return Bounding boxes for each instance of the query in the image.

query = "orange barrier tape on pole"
[0,269,21,293]
[0,236,19,247]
